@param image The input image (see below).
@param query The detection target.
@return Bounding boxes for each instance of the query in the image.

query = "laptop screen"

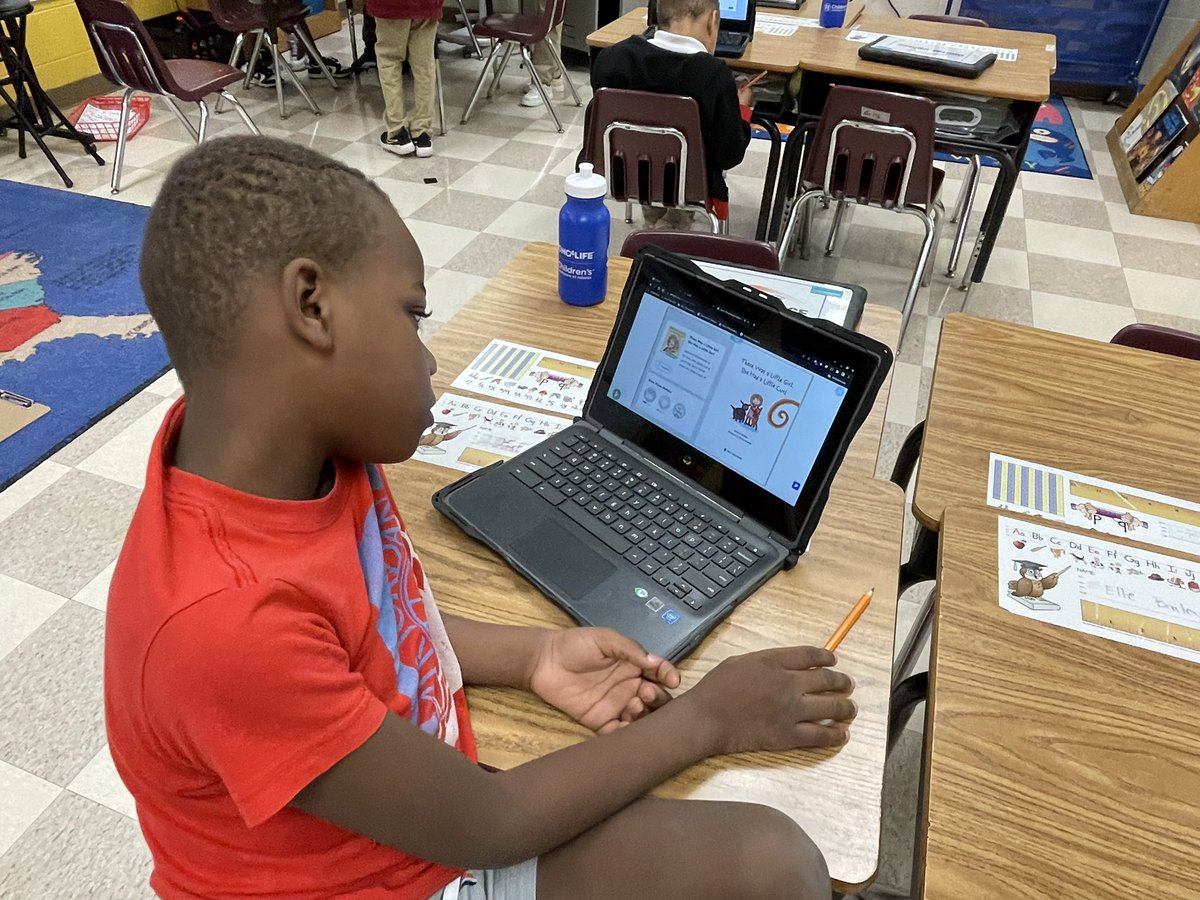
[587,250,890,545]
[720,0,751,24]
[607,292,849,505]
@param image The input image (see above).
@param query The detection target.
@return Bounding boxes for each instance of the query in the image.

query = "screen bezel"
[584,251,887,546]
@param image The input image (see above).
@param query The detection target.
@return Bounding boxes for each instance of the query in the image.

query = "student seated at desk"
[105,136,855,900]
[591,0,754,229]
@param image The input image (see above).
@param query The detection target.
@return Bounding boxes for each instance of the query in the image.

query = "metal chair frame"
[86,19,259,194]
[778,118,942,338]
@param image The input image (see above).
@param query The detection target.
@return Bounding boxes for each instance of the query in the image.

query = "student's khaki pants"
[376,17,438,137]
[519,0,562,85]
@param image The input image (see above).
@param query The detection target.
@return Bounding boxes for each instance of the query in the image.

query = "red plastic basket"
[68,95,153,142]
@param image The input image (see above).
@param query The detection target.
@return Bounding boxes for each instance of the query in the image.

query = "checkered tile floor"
[1,17,1198,899]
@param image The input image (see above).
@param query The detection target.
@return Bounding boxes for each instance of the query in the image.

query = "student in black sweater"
[591,0,754,229]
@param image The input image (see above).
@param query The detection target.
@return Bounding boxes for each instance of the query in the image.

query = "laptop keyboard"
[509,431,769,611]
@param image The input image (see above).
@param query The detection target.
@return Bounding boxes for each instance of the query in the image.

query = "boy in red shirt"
[106,136,856,900]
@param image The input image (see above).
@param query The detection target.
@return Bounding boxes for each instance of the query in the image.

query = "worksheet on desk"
[451,340,597,417]
[846,30,1019,62]
[997,516,1200,665]
[415,392,572,473]
[986,453,1200,558]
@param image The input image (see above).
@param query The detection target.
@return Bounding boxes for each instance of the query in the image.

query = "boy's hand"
[681,646,856,755]
[529,628,681,733]
[737,83,755,108]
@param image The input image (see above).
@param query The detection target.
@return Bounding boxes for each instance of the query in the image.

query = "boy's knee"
[734,806,830,900]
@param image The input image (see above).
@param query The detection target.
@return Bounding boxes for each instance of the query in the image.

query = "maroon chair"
[777,85,944,338]
[620,230,779,269]
[1111,324,1200,361]
[581,87,722,234]
[460,0,581,133]
[207,0,336,121]
[75,0,260,194]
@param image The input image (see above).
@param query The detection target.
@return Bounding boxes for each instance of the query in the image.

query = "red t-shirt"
[105,400,477,899]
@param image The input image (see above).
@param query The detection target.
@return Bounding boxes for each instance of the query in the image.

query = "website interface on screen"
[720,0,750,23]
[608,292,850,505]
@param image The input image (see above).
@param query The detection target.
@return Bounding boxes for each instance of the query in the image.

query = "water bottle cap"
[565,162,607,199]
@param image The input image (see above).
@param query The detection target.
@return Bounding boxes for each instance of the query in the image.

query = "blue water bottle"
[818,0,846,27]
[558,163,610,307]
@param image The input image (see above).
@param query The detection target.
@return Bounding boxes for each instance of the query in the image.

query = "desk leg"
[752,114,782,242]
[960,99,1039,293]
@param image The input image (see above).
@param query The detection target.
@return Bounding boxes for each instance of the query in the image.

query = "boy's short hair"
[140,135,389,377]
[658,0,718,26]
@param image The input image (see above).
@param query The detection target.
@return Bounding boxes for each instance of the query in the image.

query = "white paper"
[849,30,1018,62]
[415,393,572,473]
[997,516,1200,666]
[450,340,597,417]
[755,14,820,36]
[986,453,1200,559]
[693,261,856,326]
[76,104,125,124]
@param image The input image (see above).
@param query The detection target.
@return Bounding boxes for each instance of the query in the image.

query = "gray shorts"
[426,860,537,900]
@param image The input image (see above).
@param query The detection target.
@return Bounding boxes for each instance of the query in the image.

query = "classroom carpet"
[0,181,168,491]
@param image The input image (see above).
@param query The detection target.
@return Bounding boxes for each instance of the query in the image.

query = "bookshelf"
[1106,20,1200,224]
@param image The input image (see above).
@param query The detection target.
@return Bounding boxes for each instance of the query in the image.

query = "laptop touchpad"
[514,522,615,596]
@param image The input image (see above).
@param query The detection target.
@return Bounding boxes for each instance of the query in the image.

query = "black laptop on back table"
[646,0,756,59]
[433,249,891,662]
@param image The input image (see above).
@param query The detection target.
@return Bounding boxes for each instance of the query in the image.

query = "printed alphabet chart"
[451,340,597,417]
[998,516,1200,665]
[415,393,572,473]
[986,453,1200,558]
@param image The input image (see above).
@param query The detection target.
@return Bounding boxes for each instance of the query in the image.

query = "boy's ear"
[280,257,335,354]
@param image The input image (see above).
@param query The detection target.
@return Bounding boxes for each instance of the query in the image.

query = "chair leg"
[824,197,847,256]
[346,0,359,64]
[456,0,484,57]
[217,33,245,115]
[110,87,133,194]
[921,200,943,288]
[949,153,978,225]
[272,42,321,117]
[163,95,199,141]
[294,23,338,90]
[625,199,633,224]
[706,209,722,234]
[220,90,260,135]
[544,39,581,107]
[946,155,981,277]
[436,58,447,136]
[244,30,265,90]
[776,189,821,262]
[898,205,937,341]
[519,44,562,132]
[486,43,515,100]
[463,40,502,123]
[196,99,211,142]
[798,195,816,260]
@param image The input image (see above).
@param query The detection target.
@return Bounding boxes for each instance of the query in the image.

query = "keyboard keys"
[600,510,618,525]
[718,538,736,554]
[682,568,720,599]
[638,538,656,554]
[626,529,643,544]
[511,466,541,487]
[702,527,722,543]
[639,559,660,576]
[733,548,757,567]
[587,501,604,515]
[653,549,673,565]
[534,483,565,505]
[668,559,688,575]
[561,500,630,555]
[613,521,630,534]
[632,515,651,530]
[727,562,746,577]
[625,548,646,565]
[698,543,718,559]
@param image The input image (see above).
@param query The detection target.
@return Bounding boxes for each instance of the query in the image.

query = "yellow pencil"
[825,588,874,652]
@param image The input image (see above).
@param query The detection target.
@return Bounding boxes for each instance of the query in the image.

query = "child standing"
[370,0,439,157]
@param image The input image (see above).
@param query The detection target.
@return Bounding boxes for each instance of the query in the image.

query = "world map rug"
[0,180,168,492]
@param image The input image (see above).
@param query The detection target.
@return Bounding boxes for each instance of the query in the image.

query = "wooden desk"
[586,1,866,74]
[922,505,1200,899]
[801,14,1056,103]
[914,314,1200,531]
[384,243,905,890]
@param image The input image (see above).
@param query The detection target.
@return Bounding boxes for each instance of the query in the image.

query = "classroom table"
[771,15,1057,289]
[585,0,867,75]
[382,242,906,891]
[914,314,1200,531]
[921,505,1200,899]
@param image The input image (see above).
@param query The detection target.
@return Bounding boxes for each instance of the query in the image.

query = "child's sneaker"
[308,56,353,79]
[520,78,561,107]
[380,128,416,156]
[413,133,434,158]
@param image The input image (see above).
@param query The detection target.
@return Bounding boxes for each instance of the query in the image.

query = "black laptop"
[433,249,891,662]
[716,0,756,59]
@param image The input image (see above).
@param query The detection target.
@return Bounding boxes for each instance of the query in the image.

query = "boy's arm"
[441,614,543,688]
[292,646,853,870]
[706,67,753,173]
